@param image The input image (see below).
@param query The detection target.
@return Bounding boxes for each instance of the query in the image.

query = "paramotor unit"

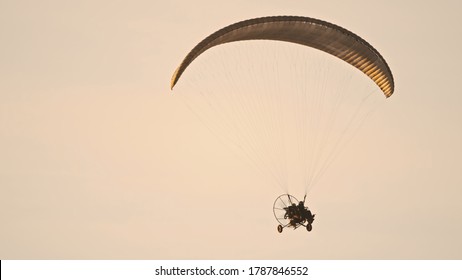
[170,16,395,232]
[273,194,315,233]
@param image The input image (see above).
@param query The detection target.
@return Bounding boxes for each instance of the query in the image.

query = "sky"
[1,0,462,259]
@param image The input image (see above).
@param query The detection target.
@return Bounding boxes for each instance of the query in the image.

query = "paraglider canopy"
[170,16,394,97]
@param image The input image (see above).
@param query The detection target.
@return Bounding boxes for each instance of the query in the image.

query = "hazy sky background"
[1,0,461,259]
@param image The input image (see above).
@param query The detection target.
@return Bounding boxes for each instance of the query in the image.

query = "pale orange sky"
[1,0,462,259]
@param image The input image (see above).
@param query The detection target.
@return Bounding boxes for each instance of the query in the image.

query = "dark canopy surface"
[171,16,394,97]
